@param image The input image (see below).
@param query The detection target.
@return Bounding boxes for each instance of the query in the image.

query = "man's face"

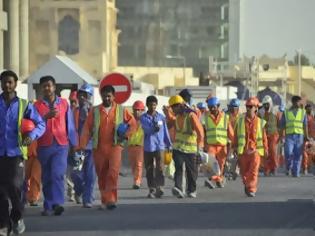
[147,102,157,113]
[208,105,219,114]
[171,104,181,114]
[306,106,312,114]
[78,90,88,106]
[40,80,56,97]
[263,103,270,111]
[101,91,114,107]
[246,105,256,116]
[133,108,144,119]
[1,76,17,94]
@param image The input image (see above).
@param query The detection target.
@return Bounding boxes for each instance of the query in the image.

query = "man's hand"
[22,136,33,146]
[44,108,58,119]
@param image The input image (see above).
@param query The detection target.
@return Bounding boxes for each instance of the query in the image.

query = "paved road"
[23,174,315,236]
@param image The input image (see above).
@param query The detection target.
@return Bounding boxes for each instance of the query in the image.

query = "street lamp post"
[165,55,186,82]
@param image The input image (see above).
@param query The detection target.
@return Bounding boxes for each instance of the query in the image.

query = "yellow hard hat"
[168,95,184,106]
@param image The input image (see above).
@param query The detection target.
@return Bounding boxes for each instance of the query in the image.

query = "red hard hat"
[21,119,35,134]
[69,91,78,101]
[133,100,145,110]
[246,96,259,107]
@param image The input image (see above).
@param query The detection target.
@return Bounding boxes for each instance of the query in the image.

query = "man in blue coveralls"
[280,96,309,177]
[0,70,45,235]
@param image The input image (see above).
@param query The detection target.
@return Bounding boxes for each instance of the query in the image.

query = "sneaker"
[132,184,140,190]
[106,203,117,210]
[12,219,25,235]
[0,227,8,236]
[29,201,39,207]
[204,179,216,189]
[75,194,82,204]
[247,192,256,197]
[187,191,197,198]
[83,203,93,208]
[154,188,164,198]
[147,188,156,198]
[172,187,185,199]
[53,205,64,216]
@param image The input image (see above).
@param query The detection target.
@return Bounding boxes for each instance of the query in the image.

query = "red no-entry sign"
[100,73,132,104]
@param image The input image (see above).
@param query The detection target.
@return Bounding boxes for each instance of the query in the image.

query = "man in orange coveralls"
[25,141,41,206]
[234,97,268,197]
[80,83,135,210]
[128,101,145,189]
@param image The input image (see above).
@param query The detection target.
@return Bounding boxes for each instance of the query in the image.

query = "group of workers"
[0,69,313,235]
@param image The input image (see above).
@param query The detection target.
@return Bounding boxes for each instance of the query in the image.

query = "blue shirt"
[41,97,78,147]
[0,94,46,157]
[140,112,172,152]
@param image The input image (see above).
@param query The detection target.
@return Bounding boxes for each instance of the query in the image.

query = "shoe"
[187,191,197,198]
[147,188,156,198]
[29,201,39,207]
[0,227,8,236]
[132,184,140,190]
[68,196,75,202]
[53,205,64,216]
[303,169,308,175]
[41,210,53,216]
[247,192,256,197]
[12,219,25,235]
[216,181,225,188]
[98,204,106,210]
[204,179,216,189]
[75,194,82,204]
[172,187,185,199]
[106,203,117,210]
[154,188,164,198]
[286,169,291,176]
[83,203,93,208]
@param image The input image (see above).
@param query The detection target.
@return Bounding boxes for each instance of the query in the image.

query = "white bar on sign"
[113,85,128,92]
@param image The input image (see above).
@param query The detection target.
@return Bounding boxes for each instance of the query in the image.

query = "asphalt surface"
[23,173,315,236]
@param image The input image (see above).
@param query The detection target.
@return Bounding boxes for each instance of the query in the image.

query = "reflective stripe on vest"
[205,112,229,145]
[92,104,124,149]
[265,112,278,135]
[18,98,28,160]
[284,109,304,135]
[237,115,266,156]
[128,123,144,146]
[173,113,197,154]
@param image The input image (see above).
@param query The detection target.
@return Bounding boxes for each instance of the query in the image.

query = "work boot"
[154,187,164,198]
[53,205,64,216]
[204,179,216,189]
[12,219,25,235]
[172,187,185,198]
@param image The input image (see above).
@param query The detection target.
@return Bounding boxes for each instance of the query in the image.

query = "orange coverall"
[303,114,315,171]
[25,141,41,203]
[80,103,135,205]
[205,111,234,183]
[127,121,144,187]
[235,115,268,193]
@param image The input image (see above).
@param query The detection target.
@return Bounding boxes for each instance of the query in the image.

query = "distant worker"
[227,98,241,128]
[302,104,315,174]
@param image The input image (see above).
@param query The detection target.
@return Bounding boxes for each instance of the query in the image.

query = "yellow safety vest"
[205,112,229,145]
[18,98,29,160]
[237,115,266,156]
[173,113,198,154]
[264,112,278,135]
[284,109,305,135]
[92,104,124,149]
[128,123,144,146]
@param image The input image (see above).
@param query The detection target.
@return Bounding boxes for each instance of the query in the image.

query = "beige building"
[0,0,29,78]
[29,0,119,79]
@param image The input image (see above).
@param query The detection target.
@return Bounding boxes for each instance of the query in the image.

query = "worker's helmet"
[117,123,129,138]
[79,84,94,96]
[132,100,145,110]
[179,89,192,99]
[229,98,240,107]
[262,95,272,105]
[207,97,220,106]
[168,95,184,106]
[197,102,207,110]
[246,96,260,107]
[20,119,35,134]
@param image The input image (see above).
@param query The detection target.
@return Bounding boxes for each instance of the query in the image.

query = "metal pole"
[297,49,302,96]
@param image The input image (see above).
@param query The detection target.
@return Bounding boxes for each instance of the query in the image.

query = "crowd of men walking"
[0,69,314,235]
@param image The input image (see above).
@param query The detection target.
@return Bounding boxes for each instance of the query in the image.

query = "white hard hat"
[262,95,272,104]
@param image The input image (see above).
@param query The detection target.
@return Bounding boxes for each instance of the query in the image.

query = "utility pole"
[297,49,302,96]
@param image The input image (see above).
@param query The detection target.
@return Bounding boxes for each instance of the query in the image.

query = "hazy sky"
[242,0,315,61]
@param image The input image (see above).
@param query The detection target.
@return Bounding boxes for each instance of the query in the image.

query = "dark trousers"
[173,150,198,193]
[0,156,25,228]
[144,151,164,189]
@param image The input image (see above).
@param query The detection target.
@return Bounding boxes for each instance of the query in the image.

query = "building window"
[58,15,80,55]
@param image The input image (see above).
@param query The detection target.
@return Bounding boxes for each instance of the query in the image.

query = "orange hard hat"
[246,96,259,107]
[133,100,145,110]
[69,91,78,101]
[20,119,35,134]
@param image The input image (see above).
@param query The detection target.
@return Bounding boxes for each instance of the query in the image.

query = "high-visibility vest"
[128,123,143,146]
[173,113,197,154]
[205,112,229,145]
[264,112,278,135]
[92,104,124,149]
[236,115,266,156]
[284,109,305,135]
[18,98,29,159]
